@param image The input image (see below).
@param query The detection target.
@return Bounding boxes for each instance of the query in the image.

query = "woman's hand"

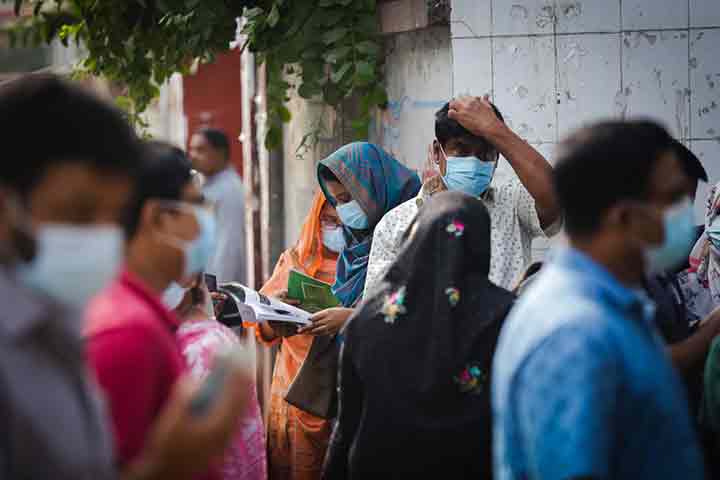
[267,321,299,338]
[298,307,354,336]
[210,292,228,318]
[275,289,301,307]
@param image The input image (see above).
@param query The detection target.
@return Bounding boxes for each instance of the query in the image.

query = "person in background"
[189,128,246,285]
[363,95,560,297]
[85,142,225,479]
[255,191,341,480]
[301,142,421,335]
[0,74,248,480]
[170,274,267,480]
[323,192,515,479]
[644,140,720,418]
[493,120,704,479]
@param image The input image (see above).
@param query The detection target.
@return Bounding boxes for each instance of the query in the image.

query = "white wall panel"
[452,38,493,97]
[557,33,622,140]
[493,36,557,143]
[690,29,720,139]
[691,0,720,28]
[492,0,556,36]
[622,30,690,138]
[555,0,621,34]
[451,0,492,38]
[622,0,689,30]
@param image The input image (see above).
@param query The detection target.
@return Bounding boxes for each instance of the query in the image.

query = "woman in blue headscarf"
[297,142,421,336]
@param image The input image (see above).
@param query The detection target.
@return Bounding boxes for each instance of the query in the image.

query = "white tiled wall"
[451,0,720,254]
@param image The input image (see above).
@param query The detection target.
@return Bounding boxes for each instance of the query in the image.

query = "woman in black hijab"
[323,191,515,479]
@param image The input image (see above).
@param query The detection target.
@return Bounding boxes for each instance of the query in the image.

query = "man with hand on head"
[363,95,560,296]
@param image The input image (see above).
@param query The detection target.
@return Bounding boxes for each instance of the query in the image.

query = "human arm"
[448,96,560,229]
[122,365,252,480]
[511,328,619,479]
[322,338,363,479]
[299,307,354,336]
[669,308,720,375]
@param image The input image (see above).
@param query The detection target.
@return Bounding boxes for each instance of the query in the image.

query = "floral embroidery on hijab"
[454,362,487,394]
[445,287,460,307]
[382,286,407,324]
[446,219,465,237]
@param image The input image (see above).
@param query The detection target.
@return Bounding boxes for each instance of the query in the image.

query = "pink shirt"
[178,319,267,480]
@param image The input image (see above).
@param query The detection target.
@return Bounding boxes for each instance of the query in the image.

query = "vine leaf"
[323,27,347,45]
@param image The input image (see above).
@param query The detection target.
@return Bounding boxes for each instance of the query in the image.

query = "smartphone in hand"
[204,273,218,292]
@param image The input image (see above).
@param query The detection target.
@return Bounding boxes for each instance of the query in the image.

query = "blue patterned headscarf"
[318,142,421,307]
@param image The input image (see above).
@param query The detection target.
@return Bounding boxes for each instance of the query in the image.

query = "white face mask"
[162,281,188,311]
[322,225,345,253]
[19,224,123,310]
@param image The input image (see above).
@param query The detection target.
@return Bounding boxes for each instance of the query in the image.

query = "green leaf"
[322,27,347,45]
[322,10,346,26]
[369,85,388,107]
[338,0,353,5]
[355,40,379,56]
[278,105,292,122]
[330,62,352,83]
[318,0,335,6]
[245,7,264,18]
[323,46,351,64]
[267,5,280,27]
[354,60,374,86]
[265,126,283,150]
[298,82,321,99]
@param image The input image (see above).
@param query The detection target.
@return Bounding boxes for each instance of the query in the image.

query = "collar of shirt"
[119,269,181,333]
[555,247,656,324]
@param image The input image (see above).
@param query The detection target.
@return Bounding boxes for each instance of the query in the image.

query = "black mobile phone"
[204,273,218,292]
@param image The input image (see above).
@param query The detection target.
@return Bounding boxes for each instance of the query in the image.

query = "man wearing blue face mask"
[493,120,704,480]
[364,95,561,296]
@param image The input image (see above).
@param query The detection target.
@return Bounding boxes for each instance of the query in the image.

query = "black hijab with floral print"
[325,191,515,479]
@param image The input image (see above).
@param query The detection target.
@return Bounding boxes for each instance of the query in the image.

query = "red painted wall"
[183,51,243,176]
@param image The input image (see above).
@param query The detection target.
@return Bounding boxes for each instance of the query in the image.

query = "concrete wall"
[450,0,720,228]
[372,25,453,171]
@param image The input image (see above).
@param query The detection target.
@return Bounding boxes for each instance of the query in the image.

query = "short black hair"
[197,128,230,160]
[0,74,141,194]
[122,141,194,238]
[554,120,675,237]
[435,100,505,157]
[672,140,707,184]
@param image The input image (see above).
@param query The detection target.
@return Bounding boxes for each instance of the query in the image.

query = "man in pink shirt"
[86,142,221,478]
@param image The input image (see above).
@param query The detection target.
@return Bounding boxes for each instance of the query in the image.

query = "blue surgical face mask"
[19,224,123,311]
[162,204,217,278]
[322,225,345,253]
[336,200,369,230]
[646,199,697,273]
[437,140,496,197]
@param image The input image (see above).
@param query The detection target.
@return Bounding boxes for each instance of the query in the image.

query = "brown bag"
[284,335,340,419]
